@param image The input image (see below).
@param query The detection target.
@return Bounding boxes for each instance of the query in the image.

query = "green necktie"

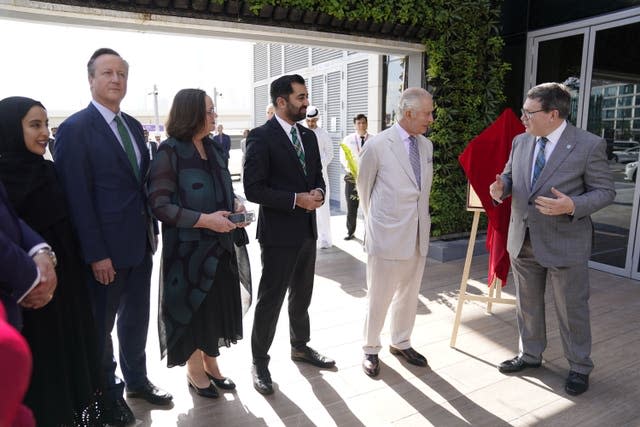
[290,126,306,175]
[114,115,140,181]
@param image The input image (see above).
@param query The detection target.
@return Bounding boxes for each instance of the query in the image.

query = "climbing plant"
[234,0,509,236]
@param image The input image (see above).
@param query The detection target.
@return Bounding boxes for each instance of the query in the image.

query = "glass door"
[528,13,640,277]
[584,19,640,277]
[531,30,588,126]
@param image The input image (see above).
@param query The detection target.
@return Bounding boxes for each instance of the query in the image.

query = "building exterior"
[252,44,417,211]
[502,1,640,279]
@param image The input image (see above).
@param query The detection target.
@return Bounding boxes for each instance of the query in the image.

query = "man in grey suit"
[490,82,615,396]
[357,88,434,377]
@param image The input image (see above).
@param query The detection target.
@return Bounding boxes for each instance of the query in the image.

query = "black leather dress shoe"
[362,354,380,377]
[205,372,236,390]
[187,376,219,399]
[565,371,589,396]
[103,396,135,426]
[126,379,173,405]
[389,346,428,367]
[344,234,354,240]
[498,356,542,373]
[252,364,274,395]
[291,346,336,368]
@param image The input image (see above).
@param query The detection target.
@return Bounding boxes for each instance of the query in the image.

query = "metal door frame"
[525,7,640,278]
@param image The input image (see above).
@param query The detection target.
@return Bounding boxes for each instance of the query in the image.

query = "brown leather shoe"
[362,354,380,377]
[389,346,428,367]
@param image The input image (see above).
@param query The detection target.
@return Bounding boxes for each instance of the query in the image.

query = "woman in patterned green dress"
[148,89,249,398]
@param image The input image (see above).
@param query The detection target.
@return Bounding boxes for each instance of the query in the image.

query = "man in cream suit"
[490,82,615,396]
[357,88,434,377]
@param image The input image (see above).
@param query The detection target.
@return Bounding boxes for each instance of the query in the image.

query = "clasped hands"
[20,252,58,309]
[490,174,574,216]
[296,189,324,212]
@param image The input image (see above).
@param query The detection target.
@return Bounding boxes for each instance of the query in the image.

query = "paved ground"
[119,193,640,426]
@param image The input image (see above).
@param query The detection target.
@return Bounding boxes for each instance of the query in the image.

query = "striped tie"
[531,136,548,188]
[290,126,306,175]
[409,135,421,189]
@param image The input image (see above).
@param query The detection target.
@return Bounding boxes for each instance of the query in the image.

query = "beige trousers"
[363,252,426,354]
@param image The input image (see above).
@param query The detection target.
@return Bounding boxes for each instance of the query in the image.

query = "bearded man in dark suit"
[243,74,335,395]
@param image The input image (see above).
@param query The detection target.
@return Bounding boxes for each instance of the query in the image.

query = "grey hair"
[398,88,432,115]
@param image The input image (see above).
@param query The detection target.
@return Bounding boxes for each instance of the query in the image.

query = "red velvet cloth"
[0,303,34,427]
[458,108,525,285]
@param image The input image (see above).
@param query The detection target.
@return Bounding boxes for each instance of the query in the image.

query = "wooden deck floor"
[124,210,640,427]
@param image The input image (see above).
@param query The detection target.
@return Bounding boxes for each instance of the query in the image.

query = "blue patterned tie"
[290,126,306,175]
[114,115,140,182]
[531,136,548,188]
[409,135,421,189]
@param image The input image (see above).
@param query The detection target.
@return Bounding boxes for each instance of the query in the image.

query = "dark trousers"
[345,178,359,236]
[251,239,316,366]
[89,252,152,399]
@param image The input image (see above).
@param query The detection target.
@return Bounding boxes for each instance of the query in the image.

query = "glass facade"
[529,11,640,276]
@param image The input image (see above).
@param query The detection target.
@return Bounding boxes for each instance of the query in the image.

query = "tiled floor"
[123,194,640,426]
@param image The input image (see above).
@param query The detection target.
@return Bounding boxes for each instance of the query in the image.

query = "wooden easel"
[449,185,516,348]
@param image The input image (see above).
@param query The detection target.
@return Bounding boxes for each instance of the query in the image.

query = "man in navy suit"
[243,74,335,396]
[55,48,171,426]
[213,123,231,162]
[0,182,57,329]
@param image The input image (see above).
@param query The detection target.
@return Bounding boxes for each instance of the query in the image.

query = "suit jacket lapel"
[417,135,430,190]
[88,104,143,185]
[269,119,307,179]
[389,132,419,189]
[520,134,536,194]
[122,112,149,179]
[531,126,576,194]
[88,105,135,179]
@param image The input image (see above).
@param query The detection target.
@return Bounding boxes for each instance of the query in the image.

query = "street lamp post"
[150,84,161,137]
[213,87,222,113]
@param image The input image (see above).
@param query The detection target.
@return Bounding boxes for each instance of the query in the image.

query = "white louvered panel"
[346,59,369,134]
[326,71,343,204]
[311,48,343,65]
[284,45,309,73]
[269,45,283,77]
[253,44,268,82]
[253,84,268,128]
[310,75,324,120]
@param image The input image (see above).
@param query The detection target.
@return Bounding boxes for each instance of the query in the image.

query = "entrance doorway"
[526,9,640,278]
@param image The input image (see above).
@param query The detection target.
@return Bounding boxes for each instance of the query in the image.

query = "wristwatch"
[33,247,58,268]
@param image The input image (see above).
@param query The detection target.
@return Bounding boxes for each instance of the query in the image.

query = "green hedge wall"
[241,0,509,236]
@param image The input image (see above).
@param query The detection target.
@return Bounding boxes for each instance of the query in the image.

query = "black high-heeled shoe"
[187,376,219,398]
[205,372,236,390]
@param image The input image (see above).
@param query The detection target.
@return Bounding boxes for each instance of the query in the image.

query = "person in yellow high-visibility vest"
[339,114,373,240]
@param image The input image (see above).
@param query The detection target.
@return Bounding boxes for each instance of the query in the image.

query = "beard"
[285,101,306,122]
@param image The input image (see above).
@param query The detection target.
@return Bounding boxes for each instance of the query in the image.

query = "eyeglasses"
[520,108,545,119]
